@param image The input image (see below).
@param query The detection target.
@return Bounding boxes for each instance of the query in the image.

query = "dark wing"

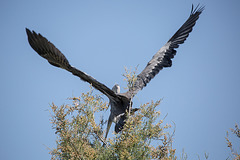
[26,28,120,102]
[126,4,204,97]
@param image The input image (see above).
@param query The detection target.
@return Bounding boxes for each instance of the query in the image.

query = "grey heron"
[26,5,204,140]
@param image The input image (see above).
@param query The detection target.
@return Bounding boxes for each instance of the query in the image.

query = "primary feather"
[127,5,204,97]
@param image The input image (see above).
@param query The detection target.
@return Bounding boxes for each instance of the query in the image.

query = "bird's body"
[26,5,204,140]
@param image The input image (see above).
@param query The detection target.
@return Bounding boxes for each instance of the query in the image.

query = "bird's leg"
[102,115,113,147]
[105,116,113,140]
[94,131,108,147]
[103,100,113,147]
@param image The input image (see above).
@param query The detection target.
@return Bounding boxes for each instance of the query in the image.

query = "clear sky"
[1,0,240,159]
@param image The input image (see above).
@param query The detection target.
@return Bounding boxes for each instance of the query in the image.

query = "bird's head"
[112,84,120,94]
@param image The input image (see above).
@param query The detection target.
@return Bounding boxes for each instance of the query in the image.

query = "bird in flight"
[26,4,204,140]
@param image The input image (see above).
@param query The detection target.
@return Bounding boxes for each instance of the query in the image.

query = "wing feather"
[26,28,119,101]
[126,5,204,97]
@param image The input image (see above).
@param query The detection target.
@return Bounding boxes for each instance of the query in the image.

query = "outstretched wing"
[26,28,120,102]
[126,4,204,97]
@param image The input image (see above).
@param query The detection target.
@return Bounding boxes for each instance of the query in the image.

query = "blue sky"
[1,0,240,159]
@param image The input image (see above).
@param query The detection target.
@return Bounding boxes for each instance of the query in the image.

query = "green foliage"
[48,68,239,160]
[49,89,108,160]
[49,68,176,160]
[47,69,240,160]
[49,90,176,160]
[111,100,175,160]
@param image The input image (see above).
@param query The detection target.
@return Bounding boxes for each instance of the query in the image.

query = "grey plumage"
[127,4,204,97]
[26,4,204,140]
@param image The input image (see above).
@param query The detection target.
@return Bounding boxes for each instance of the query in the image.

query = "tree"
[48,69,176,160]
[47,69,240,160]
